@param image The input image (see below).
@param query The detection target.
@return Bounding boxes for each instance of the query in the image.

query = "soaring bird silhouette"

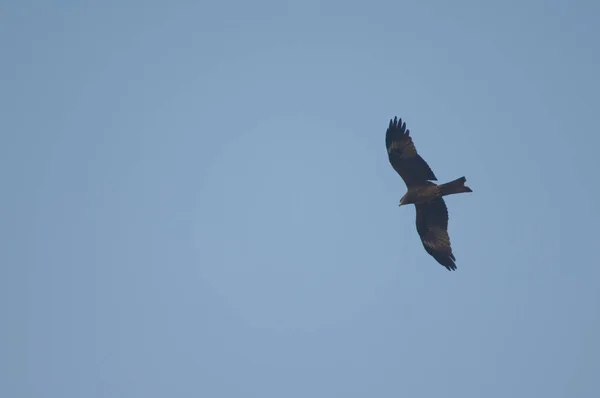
[385,116,472,271]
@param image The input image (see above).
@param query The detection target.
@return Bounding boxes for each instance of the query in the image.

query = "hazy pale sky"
[2,1,599,397]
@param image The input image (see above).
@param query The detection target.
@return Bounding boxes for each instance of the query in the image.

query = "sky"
[2,0,600,397]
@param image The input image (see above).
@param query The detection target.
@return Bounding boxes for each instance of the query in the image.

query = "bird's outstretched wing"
[385,117,437,187]
[415,199,457,271]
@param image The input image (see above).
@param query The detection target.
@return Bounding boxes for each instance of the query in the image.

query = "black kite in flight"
[385,116,472,271]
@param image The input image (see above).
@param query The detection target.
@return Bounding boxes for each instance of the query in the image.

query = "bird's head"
[399,191,415,206]
[399,194,408,206]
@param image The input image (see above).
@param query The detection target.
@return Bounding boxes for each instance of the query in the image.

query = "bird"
[385,116,472,271]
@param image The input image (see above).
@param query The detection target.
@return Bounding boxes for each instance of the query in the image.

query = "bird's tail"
[439,176,472,197]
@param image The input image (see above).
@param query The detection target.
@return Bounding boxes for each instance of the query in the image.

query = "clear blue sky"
[2,0,599,397]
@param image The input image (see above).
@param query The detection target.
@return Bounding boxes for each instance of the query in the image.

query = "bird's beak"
[398,198,404,206]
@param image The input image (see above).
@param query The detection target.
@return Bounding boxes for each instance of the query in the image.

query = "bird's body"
[385,117,472,271]
[399,178,472,206]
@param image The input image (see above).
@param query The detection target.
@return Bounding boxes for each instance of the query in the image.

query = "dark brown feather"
[415,199,457,271]
[385,117,437,187]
